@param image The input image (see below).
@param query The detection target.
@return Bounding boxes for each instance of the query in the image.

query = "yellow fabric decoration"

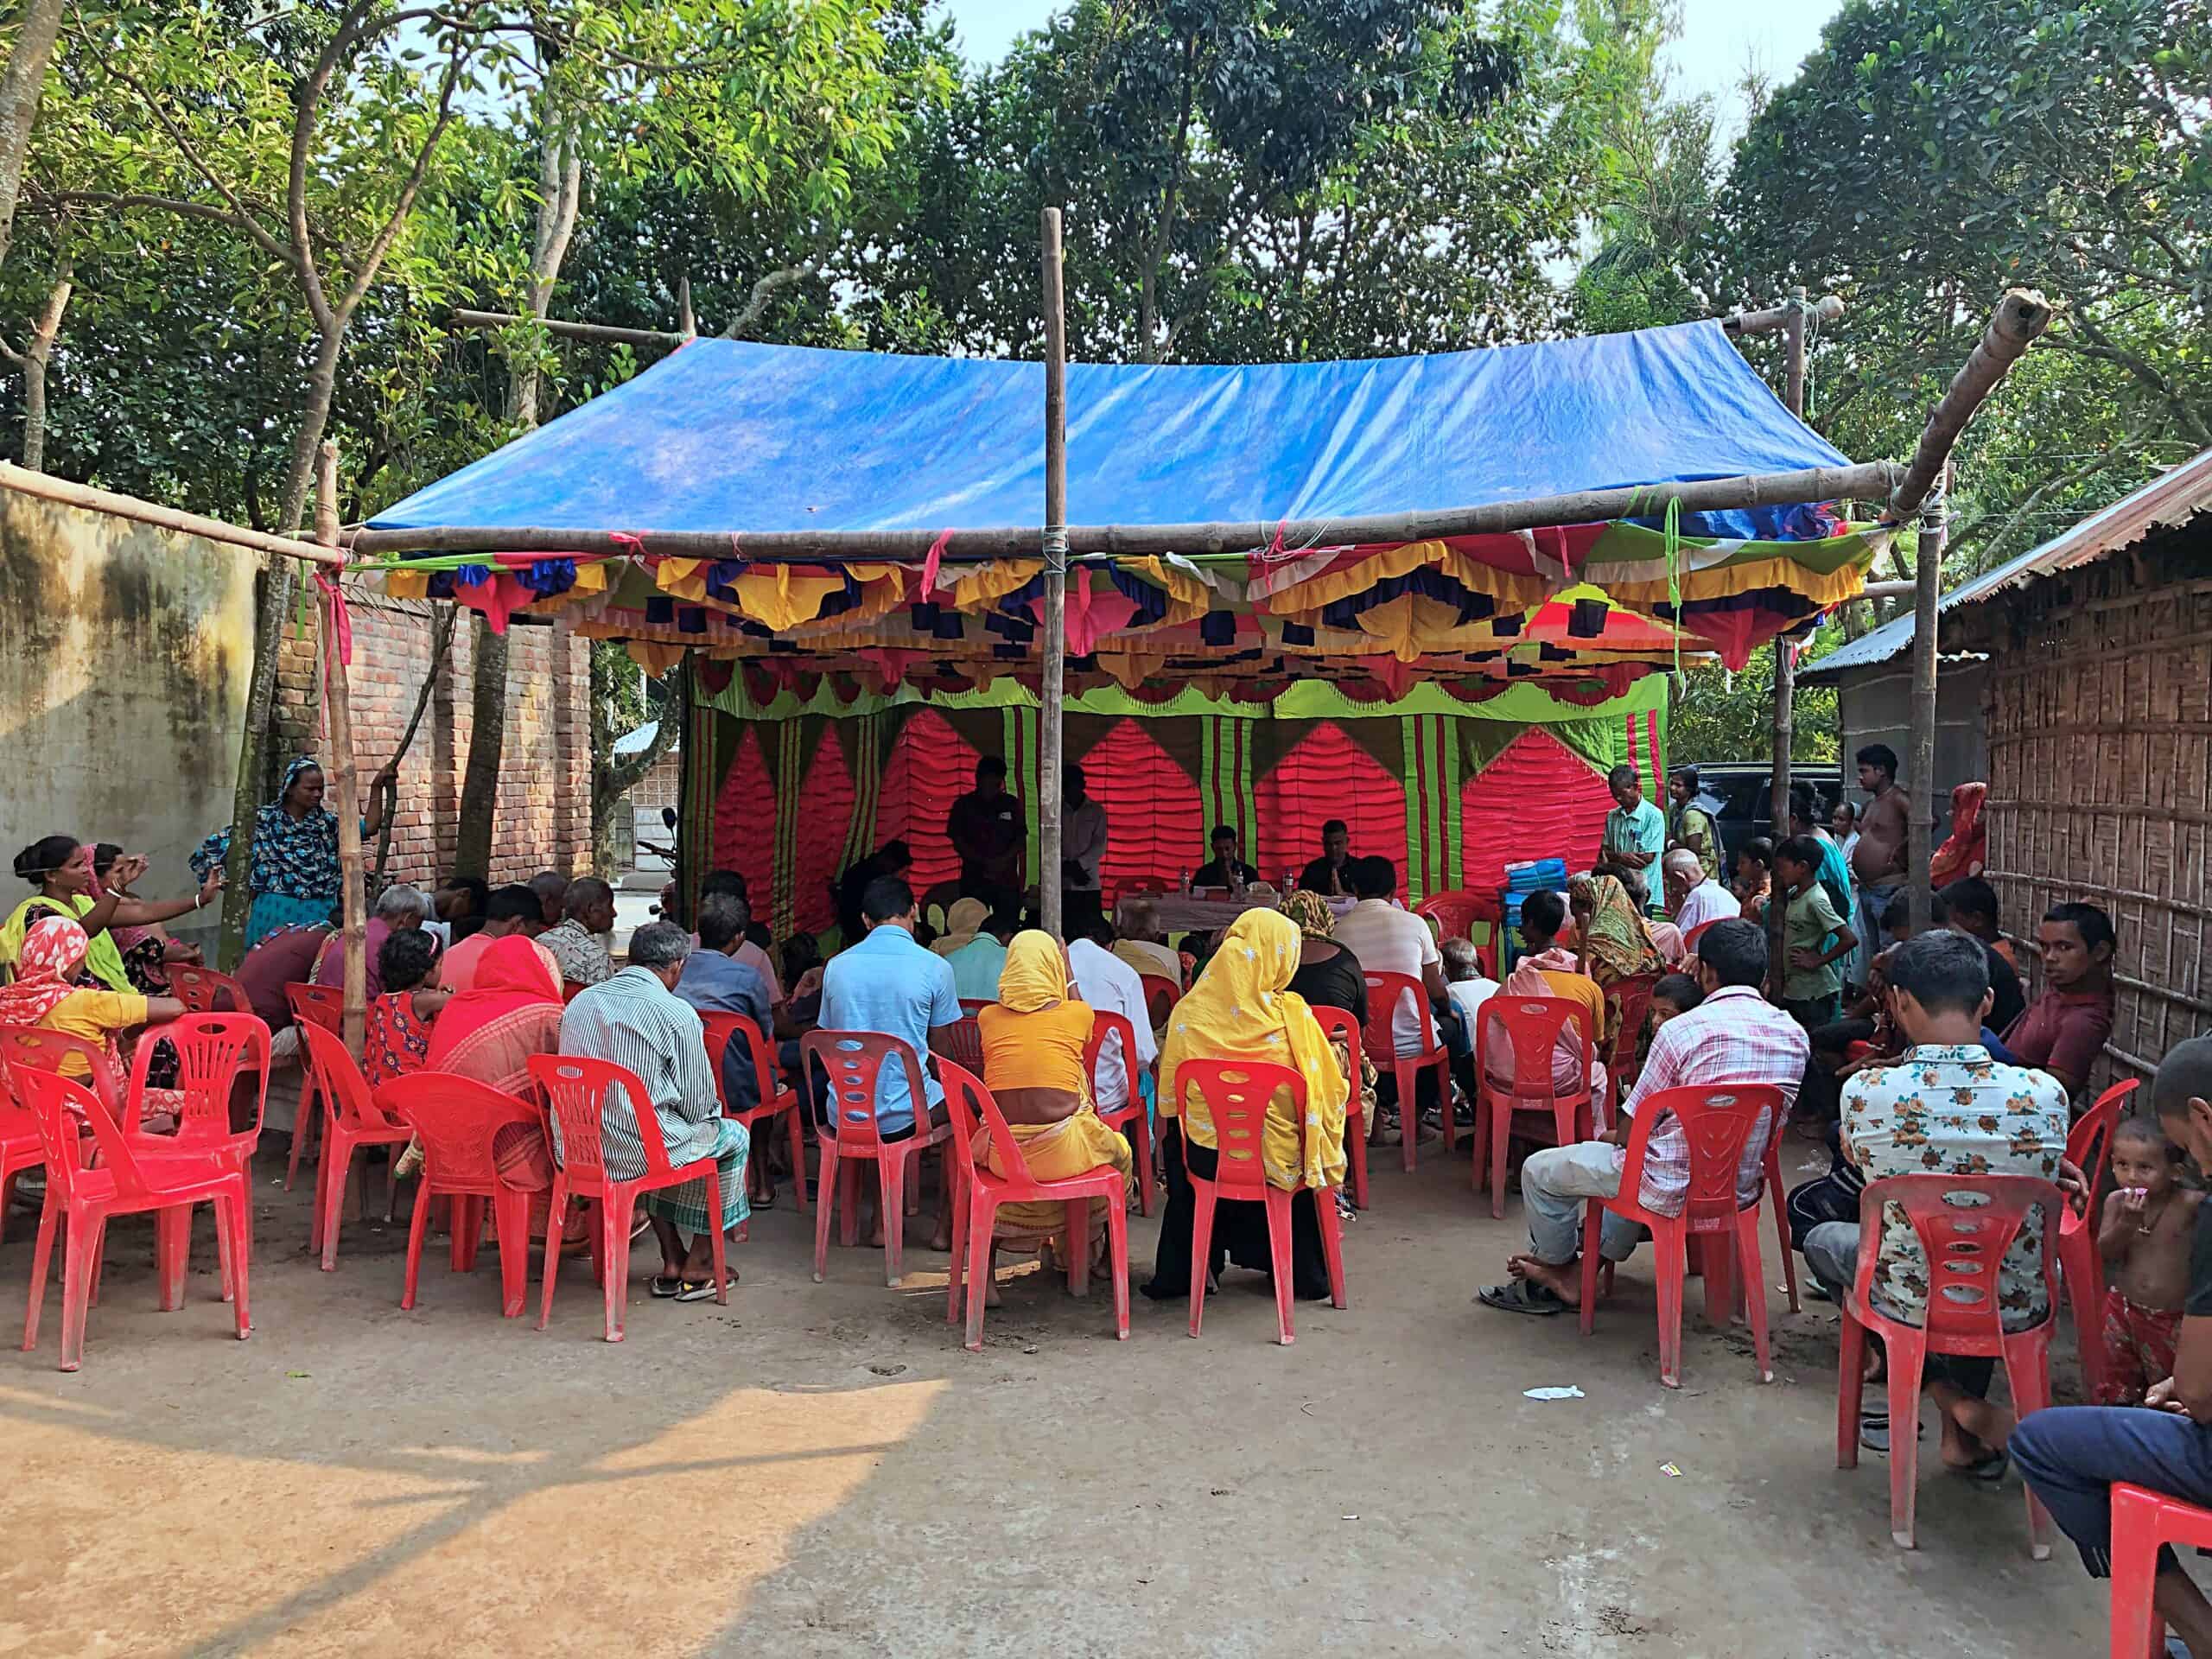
[1599,554,1868,608]
[1263,539,1552,617]
[942,559,1044,610]
[382,569,430,601]
[1157,908,1348,1191]
[626,640,685,677]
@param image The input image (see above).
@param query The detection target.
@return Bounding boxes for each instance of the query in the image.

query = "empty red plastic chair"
[527,1053,729,1340]
[800,1030,952,1287]
[2059,1077,2138,1402]
[1082,1008,1153,1217]
[7,1061,251,1370]
[1139,974,1181,1027]
[940,1059,1129,1352]
[168,965,251,1014]
[1363,969,1452,1175]
[283,982,347,1190]
[297,1021,415,1270]
[1414,888,1501,944]
[130,1011,268,1310]
[1177,1057,1347,1345]
[1307,1004,1369,1210]
[1471,997,1596,1219]
[2111,1482,2212,1657]
[393,1071,548,1319]
[1835,1172,2061,1553]
[1603,971,1660,1076]
[1578,1084,1784,1389]
[699,1010,809,1213]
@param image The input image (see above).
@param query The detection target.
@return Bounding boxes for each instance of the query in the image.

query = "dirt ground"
[0,1126,2112,1657]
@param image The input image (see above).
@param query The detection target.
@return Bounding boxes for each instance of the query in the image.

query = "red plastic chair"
[800,1029,952,1287]
[1363,969,1452,1175]
[699,1011,809,1212]
[562,980,588,1004]
[940,1059,1130,1352]
[1681,919,1718,956]
[7,1063,251,1370]
[1578,1084,1785,1389]
[393,1071,547,1319]
[168,965,251,1014]
[2111,1483,2212,1657]
[1082,1009,1153,1217]
[1603,971,1660,1076]
[1835,1172,2062,1554]
[283,982,346,1191]
[2059,1077,2139,1402]
[130,1012,268,1311]
[0,1027,111,1269]
[297,1021,416,1270]
[0,1058,46,1242]
[1414,888,1501,944]
[1177,1057,1347,1344]
[527,1053,731,1341]
[1139,974,1181,1027]
[1308,1005,1368,1211]
[1471,997,1596,1219]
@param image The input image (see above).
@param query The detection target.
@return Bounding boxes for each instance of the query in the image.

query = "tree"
[1713,0,2211,580]
[0,0,62,269]
[590,641,682,877]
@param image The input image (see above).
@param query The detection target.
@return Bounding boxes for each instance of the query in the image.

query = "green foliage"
[1667,637,1840,769]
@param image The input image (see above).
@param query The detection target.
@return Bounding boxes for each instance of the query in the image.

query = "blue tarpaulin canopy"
[372,321,1852,543]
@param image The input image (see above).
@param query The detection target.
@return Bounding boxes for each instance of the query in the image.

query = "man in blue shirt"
[817,874,963,1249]
[1601,764,1666,911]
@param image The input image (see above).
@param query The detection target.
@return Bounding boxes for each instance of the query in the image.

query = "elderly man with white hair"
[560,920,748,1302]
[308,881,432,1002]
[1664,847,1739,938]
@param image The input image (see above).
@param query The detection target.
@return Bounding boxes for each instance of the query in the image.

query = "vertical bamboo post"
[1038,207,1068,939]
[1766,287,1808,991]
[1908,464,1948,932]
[315,440,366,1052]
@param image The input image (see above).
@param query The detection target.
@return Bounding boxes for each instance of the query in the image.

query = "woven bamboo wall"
[1977,537,2212,1084]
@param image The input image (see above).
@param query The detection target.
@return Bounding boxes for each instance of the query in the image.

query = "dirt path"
[0,1134,2107,1656]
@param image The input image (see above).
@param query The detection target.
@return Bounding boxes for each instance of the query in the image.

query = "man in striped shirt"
[1479,918,1806,1316]
[560,921,748,1301]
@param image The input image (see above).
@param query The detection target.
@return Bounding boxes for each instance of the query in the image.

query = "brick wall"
[274,601,594,887]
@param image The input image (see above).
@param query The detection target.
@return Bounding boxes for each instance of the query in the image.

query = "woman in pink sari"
[411,934,580,1243]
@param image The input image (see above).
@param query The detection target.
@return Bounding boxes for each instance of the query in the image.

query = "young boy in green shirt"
[1774,834,1858,1028]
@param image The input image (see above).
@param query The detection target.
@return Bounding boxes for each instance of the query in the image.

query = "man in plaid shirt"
[1479,918,1807,1315]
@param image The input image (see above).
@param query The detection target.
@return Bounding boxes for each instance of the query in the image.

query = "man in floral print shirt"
[1801,929,2070,1472]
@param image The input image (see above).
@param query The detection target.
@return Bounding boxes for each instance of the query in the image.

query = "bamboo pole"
[348,461,1900,563]
[1767,288,1808,994]
[1038,207,1068,940]
[1726,294,1845,337]
[315,442,367,1054]
[0,462,346,565]
[1907,468,1948,933]
[451,308,690,350]
[1885,289,2053,524]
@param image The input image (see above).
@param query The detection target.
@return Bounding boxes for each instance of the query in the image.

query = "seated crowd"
[11,785,2212,1643]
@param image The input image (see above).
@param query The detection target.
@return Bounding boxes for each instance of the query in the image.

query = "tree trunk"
[0,0,62,270]
[1135,34,1199,365]
[507,114,581,430]
[454,614,507,880]
[3,254,70,472]
[591,665,684,880]
[219,323,343,962]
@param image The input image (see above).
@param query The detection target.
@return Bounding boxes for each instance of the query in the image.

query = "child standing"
[2094,1115,2204,1406]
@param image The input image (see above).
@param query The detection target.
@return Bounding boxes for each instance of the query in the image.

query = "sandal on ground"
[1955,1447,2011,1484]
[1478,1280,1566,1316]
[676,1270,740,1302]
[1858,1411,1926,1454]
[750,1185,778,1211]
[648,1274,684,1299]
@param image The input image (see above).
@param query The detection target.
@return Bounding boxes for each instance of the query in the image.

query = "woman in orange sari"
[412,933,577,1243]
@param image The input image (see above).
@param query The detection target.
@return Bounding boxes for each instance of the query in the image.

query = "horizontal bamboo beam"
[452,308,692,350]
[1856,579,1917,601]
[1723,294,1845,337]
[348,460,1902,563]
[0,462,346,566]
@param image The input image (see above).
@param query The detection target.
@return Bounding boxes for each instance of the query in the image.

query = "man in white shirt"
[1332,855,1446,1059]
[1067,900,1158,1116]
[1663,847,1739,938]
[1062,764,1109,895]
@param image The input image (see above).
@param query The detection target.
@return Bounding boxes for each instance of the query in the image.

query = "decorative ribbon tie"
[313,567,353,666]
[918,529,952,601]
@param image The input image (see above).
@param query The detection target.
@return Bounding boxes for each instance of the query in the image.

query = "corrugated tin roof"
[1796,447,2212,683]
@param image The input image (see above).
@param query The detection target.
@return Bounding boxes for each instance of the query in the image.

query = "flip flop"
[1478,1280,1566,1316]
[648,1274,683,1299]
[676,1270,739,1302]
[1957,1447,2011,1484]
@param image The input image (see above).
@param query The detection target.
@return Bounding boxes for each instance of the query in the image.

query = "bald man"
[1666,846,1739,936]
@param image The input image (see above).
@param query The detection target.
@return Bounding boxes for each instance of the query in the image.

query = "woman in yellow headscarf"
[1141,908,1348,1304]
[972,931,1135,1279]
